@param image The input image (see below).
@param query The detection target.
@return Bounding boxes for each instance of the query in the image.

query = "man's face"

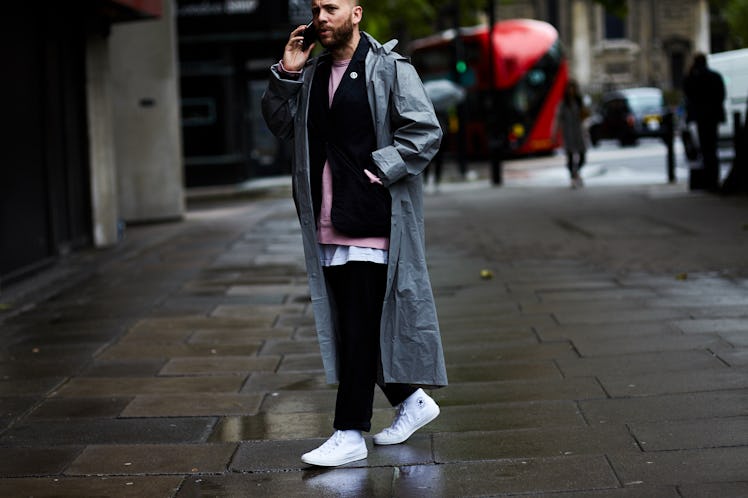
[310,0,361,51]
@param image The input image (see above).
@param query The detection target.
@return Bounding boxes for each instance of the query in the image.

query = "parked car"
[588,87,667,146]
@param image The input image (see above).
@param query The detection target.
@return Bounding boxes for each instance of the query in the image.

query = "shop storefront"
[1,1,162,284]
[177,0,304,186]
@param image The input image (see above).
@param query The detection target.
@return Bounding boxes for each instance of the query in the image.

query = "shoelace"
[386,404,411,434]
[316,431,345,454]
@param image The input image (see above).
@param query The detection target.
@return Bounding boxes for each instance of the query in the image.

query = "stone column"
[570,0,592,86]
[694,0,710,53]
[86,33,119,248]
[110,0,185,223]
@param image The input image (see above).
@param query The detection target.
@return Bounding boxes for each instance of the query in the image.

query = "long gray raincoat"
[262,33,448,388]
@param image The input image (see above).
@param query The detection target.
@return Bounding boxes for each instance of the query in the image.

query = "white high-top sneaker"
[373,388,440,445]
[301,430,367,467]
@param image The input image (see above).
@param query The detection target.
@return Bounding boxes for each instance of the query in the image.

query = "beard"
[319,16,355,51]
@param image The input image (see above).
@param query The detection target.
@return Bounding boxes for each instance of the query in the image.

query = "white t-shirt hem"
[318,244,388,267]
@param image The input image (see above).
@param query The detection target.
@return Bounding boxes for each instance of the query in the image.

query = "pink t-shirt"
[317,59,389,251]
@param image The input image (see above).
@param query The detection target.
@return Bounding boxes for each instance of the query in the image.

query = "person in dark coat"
[683,52,726,190]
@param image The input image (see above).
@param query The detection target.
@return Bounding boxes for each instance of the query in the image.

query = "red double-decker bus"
[410,19,568,157]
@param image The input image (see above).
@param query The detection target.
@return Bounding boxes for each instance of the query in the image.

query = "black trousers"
[566,151,585,174]
[323,261,416,432]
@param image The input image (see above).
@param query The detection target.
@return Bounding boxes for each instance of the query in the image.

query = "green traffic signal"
[456,60,467,73]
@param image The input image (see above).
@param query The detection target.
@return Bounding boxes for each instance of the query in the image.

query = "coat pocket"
[327,143,391,238]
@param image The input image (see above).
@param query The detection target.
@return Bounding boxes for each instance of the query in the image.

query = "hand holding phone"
[301,21,317,51]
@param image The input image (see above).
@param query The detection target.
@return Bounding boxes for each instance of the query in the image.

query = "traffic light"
[455,60,467,74]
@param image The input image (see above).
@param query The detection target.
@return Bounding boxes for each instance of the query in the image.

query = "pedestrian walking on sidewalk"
[423,110,448,192]
[262,0,448,467]
[557,79,588,188]
[683,52,726,191]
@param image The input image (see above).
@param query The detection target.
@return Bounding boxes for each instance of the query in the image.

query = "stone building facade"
[494,0,710,99]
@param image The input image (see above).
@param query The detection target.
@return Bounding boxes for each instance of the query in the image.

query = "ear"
[352,5,362,25]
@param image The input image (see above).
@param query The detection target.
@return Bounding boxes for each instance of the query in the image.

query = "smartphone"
[301,20,317,50]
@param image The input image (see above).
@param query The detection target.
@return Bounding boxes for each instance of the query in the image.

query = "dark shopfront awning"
[94,0,163,22]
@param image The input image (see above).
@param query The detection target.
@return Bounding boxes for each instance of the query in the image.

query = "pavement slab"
[556,350,726,377]
[28,397,132,419]
[445,341,578,363]
[610,446,748,486]
[158,355,280,375]
[0,447,84,477]
[554,307,691,325]
[66,443,236,475]
[716,348,748,366]
[429,378,606,404]
[678,482,748,498]
[536,321,680,342]
[0,377,65,396]
[442,359,562,382]
[80,358,167,377]
[628,416,748,451]
[121,392,264,417]
[258,338,321,355]
[240,371,330,392]
[0,476,183,498]
[571,333,730,357]
[96,342,262,360]
[597,366,748,397]
[53,375,246,397]
[0,417,216,445]
[0,395,39,422]
[433,425,639,462]
[578,390,748,425]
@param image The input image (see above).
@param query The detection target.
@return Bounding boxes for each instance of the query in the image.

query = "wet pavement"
[1,167,748,497]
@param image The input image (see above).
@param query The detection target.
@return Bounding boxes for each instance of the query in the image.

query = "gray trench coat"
[558,100,587,154]
[262,33,448,388]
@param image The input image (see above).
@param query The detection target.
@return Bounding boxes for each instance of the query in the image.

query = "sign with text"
[177,0,287,33]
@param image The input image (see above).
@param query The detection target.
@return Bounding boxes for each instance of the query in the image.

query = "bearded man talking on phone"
[262,0,448,467]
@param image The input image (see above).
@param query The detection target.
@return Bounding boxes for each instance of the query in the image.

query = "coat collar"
[305,32,398,68]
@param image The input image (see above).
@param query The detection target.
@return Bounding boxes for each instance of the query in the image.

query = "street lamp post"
[452,0,468,178]
[486,0,503,185]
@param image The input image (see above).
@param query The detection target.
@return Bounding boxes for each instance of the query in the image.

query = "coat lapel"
[330,36,370,110]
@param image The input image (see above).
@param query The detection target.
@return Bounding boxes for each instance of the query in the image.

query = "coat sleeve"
[371,59,442,186]
[261,65,304,141]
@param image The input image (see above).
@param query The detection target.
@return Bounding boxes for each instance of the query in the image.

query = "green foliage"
[359,0,630,43]
[359,0,485,42]
[724,0,748,47]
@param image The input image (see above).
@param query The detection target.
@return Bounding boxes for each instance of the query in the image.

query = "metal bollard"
[663,112,676,183]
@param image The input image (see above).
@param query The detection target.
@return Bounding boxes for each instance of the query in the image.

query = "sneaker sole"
[373,406,440,446]
[300,449,368,467]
